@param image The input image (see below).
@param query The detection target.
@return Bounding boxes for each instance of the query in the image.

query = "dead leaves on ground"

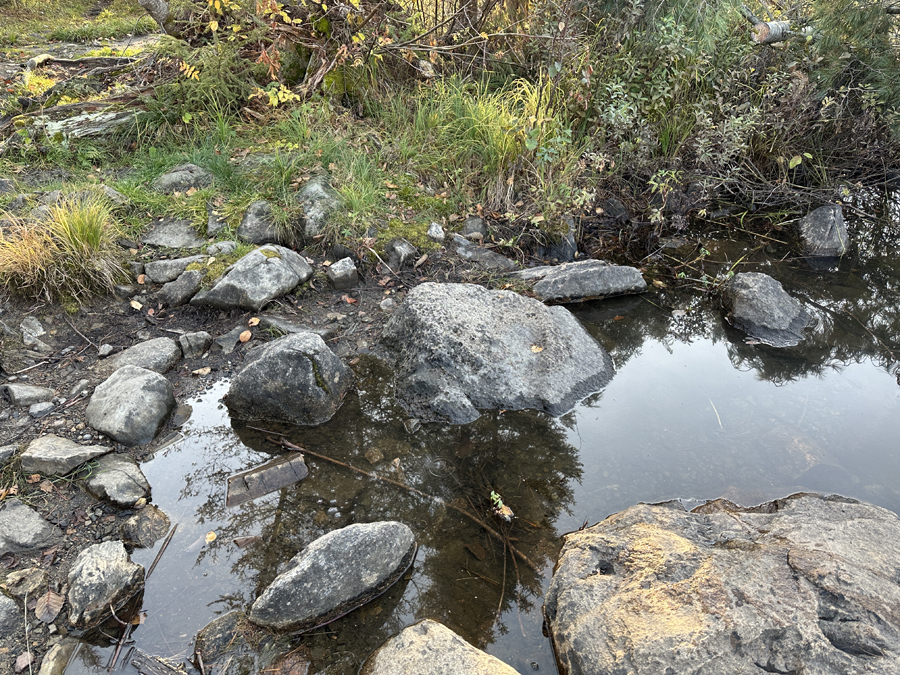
[34,590,63,624]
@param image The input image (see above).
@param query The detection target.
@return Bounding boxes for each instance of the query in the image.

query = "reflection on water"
[65,229,900,675]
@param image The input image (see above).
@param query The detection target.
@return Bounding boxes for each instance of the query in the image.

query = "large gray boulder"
[516,259,647,303]
[83,454,150,507]
[224,332,352,426]
[360,620,520,675]
[378,282,614,423]
[796,204,848,258]
[190,245,313,311]
[0,499,57,555]
[20,434,109,475]
[296,176,342,240]
[249,521,416,631]
[545,493,900,675]
[86,365,176,446]
[236,200,279,245]
[67,541,144,628]
[723,272,810,347]
[103,337,181,374]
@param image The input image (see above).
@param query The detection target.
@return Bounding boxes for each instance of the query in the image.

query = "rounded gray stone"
[29,401,55,418]
[151,163,213,193]
[237,200,279,245]
[326,257,358,290]
[144,255,205,284]
[67,541,144,628]
[86,365,176,446]
[21,434,109,476]
[249,521,416,631]
[158,270,204,307]
[0,499,58,556]
[121,505,170,547]
[723,272,810,347]
[141,218,206,249]
[103,337,181,374]
[83,454,150,507]
[3,383,54,406]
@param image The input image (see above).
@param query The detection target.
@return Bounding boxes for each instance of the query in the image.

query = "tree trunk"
[752,20,791,43]
[138,0,180,36]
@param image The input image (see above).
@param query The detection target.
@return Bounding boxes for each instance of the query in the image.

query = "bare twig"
[12,362,49,375]
[63,315,99,351]
[146,523,179,580]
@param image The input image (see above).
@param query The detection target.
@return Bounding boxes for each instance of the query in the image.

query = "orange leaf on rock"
[248,317,260,326]
[239,330,252,343]
[137,274,146,285]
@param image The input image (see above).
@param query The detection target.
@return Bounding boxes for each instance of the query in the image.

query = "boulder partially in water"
[796,204,848,258]
[249,521,415,631]
[86,365,176,446]
[544,493,900,675]
[360,619,520,675]
[515,259,647,303]
[378,282,613,423]
[83,454,150,507]
[722,272,810,347]
[224,332,352,426]
[67,540,144,628]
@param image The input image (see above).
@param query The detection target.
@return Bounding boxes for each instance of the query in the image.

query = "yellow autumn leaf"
[530,344,543,353]
[209,19,219,31]
[205,531,217,543]
[248,317,260,326]
[130,300,143,310]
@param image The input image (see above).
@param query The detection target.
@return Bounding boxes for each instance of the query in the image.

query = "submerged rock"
[121,505,170,548]
[83,454,150,507]
[190,245,313,311]
[86,365,176,446]
[722,272,810,347]
[67,541,144,628]
[379,282,614,423]
[360,619,520,675]
[796,204,848,258]
[225,332,353,426]
[20,434,109,476]
[249,521,416,631]
[544,493,900,675]
[515,259,647,303]
[194,610,291,675]
[0,499,58,555]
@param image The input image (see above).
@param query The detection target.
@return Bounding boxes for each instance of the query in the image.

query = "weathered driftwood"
[25,54,138,72]
[740,5,793,43]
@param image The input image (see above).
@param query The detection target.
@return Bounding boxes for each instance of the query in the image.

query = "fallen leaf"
[341,295,357,304]
[185,186,198,196]
[248,317,260,326]
[652,280,667,288]
[466,543,486,560]
[26,474,41,484]
[414,254,428,268]
[239,330,252,343]
[192,367,212,376]
[40,548,57,567]
[147,308,155,316]
[39,480,53,493]
[613,315,624,321]
[384,182,398,189]
[530,344,543,353]
[35,590,63,623]
[205,531,217,544]
[137,274,146,285]
[15,652,32,673]
[233,535,261,549]
[130,300,143,310]
[132,610,146,625]
[322,260,332,267]
[207,257,216,266]
[448,213,460,222]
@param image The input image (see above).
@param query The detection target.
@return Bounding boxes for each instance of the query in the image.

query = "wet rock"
[360,619,520,675]
[451,234,516,272]
[0,499,58,555]
[427,222,445,242]
[797,204,848,258]
[121,505,170,547]
[226,453,308,507]
[0,444,15,467]
[194,610,291,675]
[104,337,181,374]
[386,238,417,269]
[151,163,213,193]
[144,255,205,284]
[225,332,352,426]
[38,639,80,675]
[379,282,614,423]
[21,434,109,475]
[723,272,810,347]
[327,257,358,289]
[67,540,144,628]
[249,521,415,631]
[84,454,150,507]
[5,567,48,600]
[191,245,313,311]
[544,493,900,675]
[29,401,55,418]
[296,176,342,241]
[141,218,206,249]
[516,259,647,303]
[207,240,236,256]
[0,594,20,638]
[236,200,279,245]
[158,269,203,307]
[179,331,212,359]
[3,383,54,406]
[86,365,176,446]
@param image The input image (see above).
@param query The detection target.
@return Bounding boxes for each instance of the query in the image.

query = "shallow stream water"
[64,218,900,674]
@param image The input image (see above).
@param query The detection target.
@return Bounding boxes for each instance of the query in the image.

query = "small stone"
[97,344,115,357]
[237,200,280,245]
[158,269,203,307]
[128,261,144,278]
[385,238,417,269]
[144,256,205,284]
[83,454,150,508]
[207,240,237,256]
[0,499,58,556]
[0,444,16,467]
[151,163,213,194]
[103,337,181,374]
[3,383,54,406]
[29,401,54,418]
[207,204,228,239]
[179,331,213,359]
[462,215,486,237]
[427,222,445,242]
[379,298,395,312]
[4,567,48,600]
[121,505,170,548]
[21,434,109,475]
[0,594,21,637]
[141,218,206,249]
[326,257,359,290]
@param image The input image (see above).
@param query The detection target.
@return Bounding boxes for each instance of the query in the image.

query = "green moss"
[310,358,329,393]
[186,246,251,288]
[260,248,281,259]
[375,218,439,255]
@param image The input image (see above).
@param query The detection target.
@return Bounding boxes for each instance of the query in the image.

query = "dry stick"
[63,315,100,351]
[271,437,539,572]
[12,361,49,375]
[24,591,33,675]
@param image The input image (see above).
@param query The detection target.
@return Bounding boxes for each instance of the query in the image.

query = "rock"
[178,331,212,359]
[0,444,15,467]
[67,541,144,628]
[386,239,417,269]
[69,379,92,398]
[121,505,170,547]
[128,261,144,278]
[190,245,313,311]
[0,178,15,194]
[236,200,279,245]
[144,255,205,284]
[103,337,181,374]
[537,215,578,262]
[723,272,810,347]
[797,204,849,258]
[451,234,516,272]
[462,216,486,237]
[598,197,630,222]
[37,639,79,675]
[158,269,203,307]
[113,284,137,299]
[97,344,115,357]
[296,176,342,240]
[5,568,48,600]
[100,185,128,206]
[0,594,20,639]
[257,316,337,340]
[360,619,520,675]
[141,218,206,249]
[213,325,247,355]
[21,434,109,475]
[226,453,308,507]
[380,297,395,312]
[516,259,647,303]
[83,454,150,507]
[545,493,900,675]
[3,383,54,406]
[20,316,45,338]
[207,203,228,238]
[194,610,291,675]
[225,332,353,426]
[427,222,445,242]
[326,257,358,289]
[249,521,416,631]
[151,163,213,193]
[29,401,55,418]
[0,499,58,555]
[379,282,614,423]
[38,190,62,205]
[207,240,237,256]
[86,365,176,446]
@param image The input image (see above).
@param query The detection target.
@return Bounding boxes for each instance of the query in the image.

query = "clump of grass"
[0,196,127,303]
[47,14,157,42]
